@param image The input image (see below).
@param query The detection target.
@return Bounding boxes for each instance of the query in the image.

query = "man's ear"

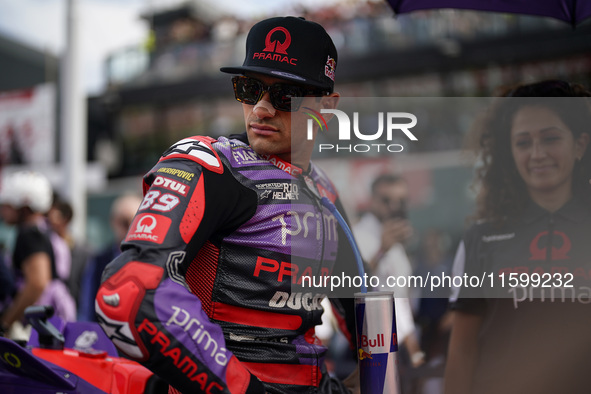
[322,92,340,109]
[320,92,340,122]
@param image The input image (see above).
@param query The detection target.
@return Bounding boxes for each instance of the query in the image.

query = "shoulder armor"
[159,136,223,174]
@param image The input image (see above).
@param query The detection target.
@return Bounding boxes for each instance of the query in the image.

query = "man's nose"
[253,92,276,118]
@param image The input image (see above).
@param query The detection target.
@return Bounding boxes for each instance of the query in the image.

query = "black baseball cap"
[220,16,338,92]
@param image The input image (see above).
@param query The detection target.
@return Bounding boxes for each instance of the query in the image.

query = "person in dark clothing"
[445,80,591,394]
[95,16,359,394]
[47,196,92,305]
[0,171,75,339]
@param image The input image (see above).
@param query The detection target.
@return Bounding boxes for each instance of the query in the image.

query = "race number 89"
[140,191,180,212]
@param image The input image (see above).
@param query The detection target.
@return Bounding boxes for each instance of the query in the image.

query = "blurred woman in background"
[445,80,591,394]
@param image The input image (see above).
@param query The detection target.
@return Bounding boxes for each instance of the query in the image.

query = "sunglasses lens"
[233,76,262,105]
[270,84,304,112]
[232,76,322,112]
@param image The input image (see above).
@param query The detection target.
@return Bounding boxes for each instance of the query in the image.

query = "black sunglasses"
[231,75,328,112]
[506,80,576,97]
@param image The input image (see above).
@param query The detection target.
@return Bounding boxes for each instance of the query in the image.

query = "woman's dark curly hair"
[469,80,591,222]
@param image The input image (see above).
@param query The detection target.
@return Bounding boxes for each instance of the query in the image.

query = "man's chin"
[250,145,276,157]
[249,138,282,156]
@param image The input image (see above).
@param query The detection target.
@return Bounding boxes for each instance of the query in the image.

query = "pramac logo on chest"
[529,230,571,261]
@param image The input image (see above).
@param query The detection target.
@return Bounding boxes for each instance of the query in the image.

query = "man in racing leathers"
[96,17,359,393]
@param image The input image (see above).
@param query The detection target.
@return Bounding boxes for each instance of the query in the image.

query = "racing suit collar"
[259,153,304,177]
[523,196,588,224]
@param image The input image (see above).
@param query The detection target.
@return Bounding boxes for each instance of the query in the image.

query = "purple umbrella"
[386,0,591,27]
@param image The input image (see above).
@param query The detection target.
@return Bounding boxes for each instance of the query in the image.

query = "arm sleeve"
[95,157,264,394]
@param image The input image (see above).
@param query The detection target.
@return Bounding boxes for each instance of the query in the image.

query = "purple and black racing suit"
[96,133,358,393]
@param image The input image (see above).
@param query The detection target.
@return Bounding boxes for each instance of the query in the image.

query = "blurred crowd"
[155,0,564,59]
[0,170,141,339]
[111,0,565,87]
[316,171,454,394]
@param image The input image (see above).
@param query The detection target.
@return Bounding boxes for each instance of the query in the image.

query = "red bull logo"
[360,333,391,348]
[355,292,400,393]
[325,56,336,81]
[358,349,373,360]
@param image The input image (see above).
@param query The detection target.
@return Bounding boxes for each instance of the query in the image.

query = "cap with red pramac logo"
[220,16,338,92]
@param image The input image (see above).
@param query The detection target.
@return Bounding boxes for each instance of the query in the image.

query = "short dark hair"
[371,174,405,195]
[51,197,74,223]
